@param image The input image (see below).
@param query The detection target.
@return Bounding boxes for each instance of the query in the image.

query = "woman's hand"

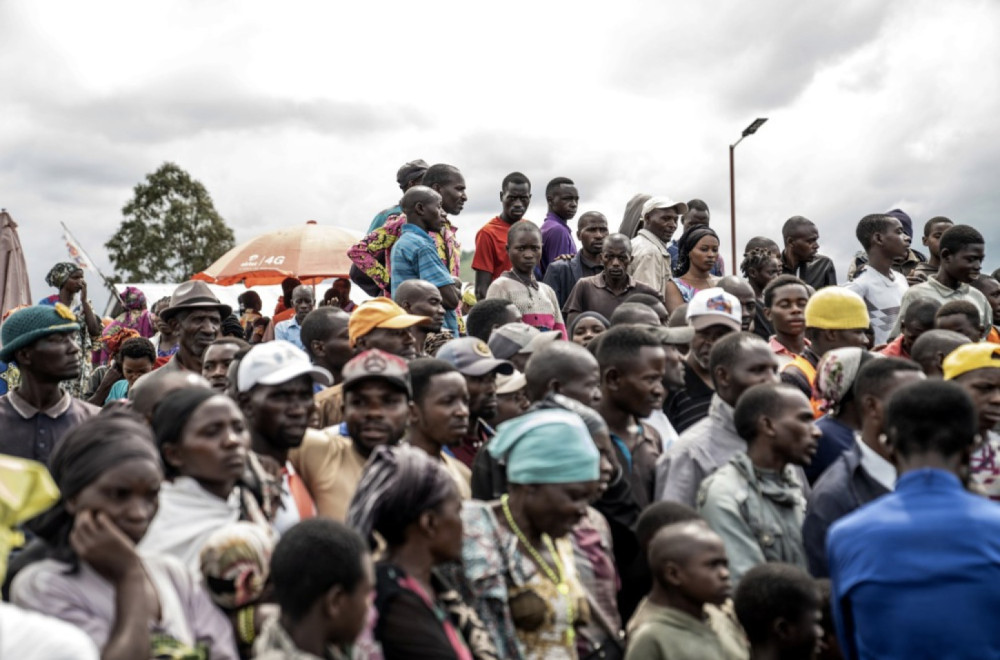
[70,510,143,583]
[102,362,124,385]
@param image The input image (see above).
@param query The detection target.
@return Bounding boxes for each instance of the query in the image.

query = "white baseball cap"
[496,370,528,395]
[237,340,333,393]
[641,196,688,218]
[686,288,742,332]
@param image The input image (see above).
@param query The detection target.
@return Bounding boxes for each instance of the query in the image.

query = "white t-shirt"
[0,602,99,660]
[845,267,909,346]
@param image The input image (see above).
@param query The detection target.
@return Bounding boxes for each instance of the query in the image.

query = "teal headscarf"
[488,409,600,484]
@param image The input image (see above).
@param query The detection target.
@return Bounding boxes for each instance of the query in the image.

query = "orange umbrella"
[0,210,32,321]
[194,221,361,287]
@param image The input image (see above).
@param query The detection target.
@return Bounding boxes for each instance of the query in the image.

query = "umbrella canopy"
[194,221,361,287]
[0,210,32,321]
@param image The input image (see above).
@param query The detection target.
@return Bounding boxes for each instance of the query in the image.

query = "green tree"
[105,162,236,282]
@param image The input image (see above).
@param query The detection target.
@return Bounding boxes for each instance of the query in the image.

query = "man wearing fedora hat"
[0,305,99,464]
[136,281,232,390]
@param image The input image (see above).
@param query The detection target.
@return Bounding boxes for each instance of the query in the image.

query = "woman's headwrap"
[199,521,275,610]
[488,409,599,485]
[28,412,162,569]
[103,287,155,347]
[568,311,610,337]
[45,262,80,289]
[347,444,455,549]
[100,324,140,359]
[119,286,147,312]
[814,347,878,414]
[672,225,719,277]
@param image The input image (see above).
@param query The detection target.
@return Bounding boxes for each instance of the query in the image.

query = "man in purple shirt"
[539,176,579,276]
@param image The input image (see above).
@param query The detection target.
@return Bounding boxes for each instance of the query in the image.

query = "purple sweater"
[539,211,577,276]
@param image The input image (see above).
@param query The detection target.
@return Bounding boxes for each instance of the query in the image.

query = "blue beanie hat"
[488,408,599,484]
[0,305,80,362]
[886,209,914,239]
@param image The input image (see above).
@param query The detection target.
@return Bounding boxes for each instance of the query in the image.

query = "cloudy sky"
[4,0,999,307]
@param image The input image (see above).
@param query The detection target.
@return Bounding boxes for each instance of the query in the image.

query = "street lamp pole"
[729,118,768,275]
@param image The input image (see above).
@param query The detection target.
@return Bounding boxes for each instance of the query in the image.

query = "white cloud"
[3,0,999,310]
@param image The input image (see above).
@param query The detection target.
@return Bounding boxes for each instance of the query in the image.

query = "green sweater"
[625,599,748,660]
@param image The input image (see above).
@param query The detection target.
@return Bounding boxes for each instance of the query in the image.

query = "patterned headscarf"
[199,522,275,610]
[45,262,80,289]
[814,347,878,414]
[347,444,456,549]
[100,324,140,359]
[119,286,147,312]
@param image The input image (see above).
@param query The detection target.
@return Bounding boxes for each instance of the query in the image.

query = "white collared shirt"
[856,432,896,491]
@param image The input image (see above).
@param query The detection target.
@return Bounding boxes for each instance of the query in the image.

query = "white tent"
[105,280,370,318]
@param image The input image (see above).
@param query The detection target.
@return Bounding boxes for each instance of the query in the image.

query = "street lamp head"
[742,118,768,138]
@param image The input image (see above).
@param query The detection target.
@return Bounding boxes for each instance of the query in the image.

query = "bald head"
[129,370,212,420]
[401,185,443,216]
[910,329,970,378]
[610,302,660,327]
[395,279,439,305]
[525,341,600,404]
[718,276,756,331]
[604,232,632,254]
[578,211,607,227]
[648,520,725,573]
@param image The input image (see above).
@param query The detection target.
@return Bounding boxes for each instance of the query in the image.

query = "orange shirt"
[472,216,517,280]
[988,326,1000,345]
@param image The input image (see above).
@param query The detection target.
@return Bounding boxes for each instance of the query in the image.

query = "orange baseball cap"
[348,297,430,348]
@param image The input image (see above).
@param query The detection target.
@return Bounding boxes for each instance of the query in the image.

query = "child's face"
[782,605,824,660]
[330,554,375,645]
[672,536,732,606]
[936,313,983,343]
[507,230,542,275]
[922,221,953,258]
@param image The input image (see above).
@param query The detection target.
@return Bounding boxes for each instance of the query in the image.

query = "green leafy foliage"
[105,162,236,282]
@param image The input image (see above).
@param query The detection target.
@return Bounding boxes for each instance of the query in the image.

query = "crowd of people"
[1,158,999,659]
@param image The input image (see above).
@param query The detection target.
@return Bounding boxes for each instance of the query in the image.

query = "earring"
[878,433,888,446]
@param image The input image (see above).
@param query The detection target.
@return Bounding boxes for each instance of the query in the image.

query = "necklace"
[506,270,537,299]
[500,494,575,644]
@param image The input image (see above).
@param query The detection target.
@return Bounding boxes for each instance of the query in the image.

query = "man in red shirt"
[472,172,532,300]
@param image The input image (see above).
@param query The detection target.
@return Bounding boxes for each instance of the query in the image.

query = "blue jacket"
[803,443,888,577]
[541,252,602,310]
[828,468,1000,659]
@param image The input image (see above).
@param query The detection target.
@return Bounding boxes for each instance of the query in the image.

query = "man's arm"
[823,257,838,288]
[698,479,765,585]
[629,250,661,291]
[473,270,493,303]
[656,445,704,507]
[827,530,860,660]
[802,503,832,577]
[540,228,576,276]
[439,282,460,311]
[541,260,570,309]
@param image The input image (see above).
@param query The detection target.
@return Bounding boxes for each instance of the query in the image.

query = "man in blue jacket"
[827,378,1000,659]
